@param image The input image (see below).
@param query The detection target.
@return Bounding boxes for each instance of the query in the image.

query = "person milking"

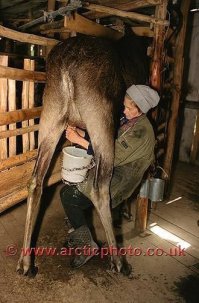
[60,84,160,268]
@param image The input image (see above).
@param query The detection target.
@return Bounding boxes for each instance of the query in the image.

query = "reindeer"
[17,33,149,277]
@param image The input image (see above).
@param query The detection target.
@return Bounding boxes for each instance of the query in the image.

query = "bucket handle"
[155,166,169,179]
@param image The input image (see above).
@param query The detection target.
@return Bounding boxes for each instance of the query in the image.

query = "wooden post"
[60,1,70,40]
[150,1,168,91]
[29,60,35,151]
[46,0,56,53]
[135,196,148,233]
[8,79,16,157]
[0,55,8,159]
[163,0,191,178]
[22,59,30,152]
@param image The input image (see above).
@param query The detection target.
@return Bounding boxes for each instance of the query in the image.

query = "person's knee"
[60,184,76,207]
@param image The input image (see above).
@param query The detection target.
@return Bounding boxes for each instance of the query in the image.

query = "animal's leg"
[17,99,67,276]
[84,123,130,275]
[91,158,132,277]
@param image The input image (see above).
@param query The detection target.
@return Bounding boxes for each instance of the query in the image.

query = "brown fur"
[17,35,148,276]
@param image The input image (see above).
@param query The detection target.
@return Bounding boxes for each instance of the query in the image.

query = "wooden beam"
[83,3,169,26]
[0,124,39,139]
[0,106,42,126]
[163,0,191,178]
[0,25,59,47]
[41,28,69,34]
[63,13,123,40]
[84,0,162,19]
[0,65,46,82]
[41,13,123,40]
[39,19,64,31]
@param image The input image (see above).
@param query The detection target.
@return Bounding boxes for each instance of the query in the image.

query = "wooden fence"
[0,26,60,213]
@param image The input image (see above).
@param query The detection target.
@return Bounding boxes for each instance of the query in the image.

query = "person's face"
[123,96,140,120]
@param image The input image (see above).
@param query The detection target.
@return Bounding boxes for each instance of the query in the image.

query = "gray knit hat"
[126,85,160,113]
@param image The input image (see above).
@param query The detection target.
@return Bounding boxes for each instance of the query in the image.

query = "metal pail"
[148,178,165,202]
[62,146,93,183]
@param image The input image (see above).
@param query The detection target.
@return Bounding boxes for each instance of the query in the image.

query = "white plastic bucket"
[61,146,93,183]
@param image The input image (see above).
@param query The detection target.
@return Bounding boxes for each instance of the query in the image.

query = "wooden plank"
[0,65,46,82]
[0,124,39,139]
[8,79,16,157]
[29,60,35,151]
[0,172,62,214]
[22,59,30,153]
[0,151,62,199]
[0,161,34,198]
[0,55,8,160]
[151,201,199,239]
[146,232,199,271]
[84,3,169,26]
[0,106,42,126]
[0,149,37,172]
[0,24,59,46]
[63,13,123,40]
[149,212,199,260]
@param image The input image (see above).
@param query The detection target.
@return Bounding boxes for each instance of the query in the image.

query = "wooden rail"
[0,65,46,82]
[0,150,38,172]
[0,25,59,46]
[84,3,169,26]
[0,124,39,139]
[0,106,42,126]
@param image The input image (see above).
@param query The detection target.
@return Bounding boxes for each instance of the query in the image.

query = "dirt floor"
[0,161,198,303]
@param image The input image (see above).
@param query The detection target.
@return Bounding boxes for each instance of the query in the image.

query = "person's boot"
[67,225,99,268]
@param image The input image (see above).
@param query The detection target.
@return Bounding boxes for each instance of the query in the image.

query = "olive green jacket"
[78,115,155,208]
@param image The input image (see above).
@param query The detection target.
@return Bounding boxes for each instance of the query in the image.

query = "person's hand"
[65,126,82,145]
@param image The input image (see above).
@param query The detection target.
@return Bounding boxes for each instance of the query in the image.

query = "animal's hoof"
[17,264,38,278]
[110,257,133,278]
[110,256,122,273]
[120,260,133,279]
[16,257,38,278]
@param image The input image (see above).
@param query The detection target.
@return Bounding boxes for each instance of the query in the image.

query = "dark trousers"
[60,185,93,229]
[60,184,121,229]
